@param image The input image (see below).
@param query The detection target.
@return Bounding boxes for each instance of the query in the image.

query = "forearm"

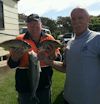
[49,60,66,73]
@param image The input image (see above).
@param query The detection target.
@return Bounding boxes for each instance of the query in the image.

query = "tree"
[18,13,27,22]
[41,17,57,38]
[57,16,72,34]
[89,16,100,31]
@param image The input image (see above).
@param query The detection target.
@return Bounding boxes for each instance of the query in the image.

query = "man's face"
[27,20,42,36]
[71,9,90,36]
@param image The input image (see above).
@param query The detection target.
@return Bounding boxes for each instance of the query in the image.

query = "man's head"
[70,7,90,36]
[26,14,42,37]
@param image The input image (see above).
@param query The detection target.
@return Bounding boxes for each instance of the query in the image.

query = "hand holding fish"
[38,39,63,60]
[37,45,56,66]
[0,39,31,61]
[37,48,47,60]
[38,43,53,58]
[37,50,52,65]
[10,47,25,61]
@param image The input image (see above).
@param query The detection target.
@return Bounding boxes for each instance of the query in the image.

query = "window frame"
[0,0,4,30]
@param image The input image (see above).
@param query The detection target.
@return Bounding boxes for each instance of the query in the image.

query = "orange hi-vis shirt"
[13,34,56,68]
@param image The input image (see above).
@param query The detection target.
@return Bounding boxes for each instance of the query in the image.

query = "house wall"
[0,0,19,36]
[0,0,19,57]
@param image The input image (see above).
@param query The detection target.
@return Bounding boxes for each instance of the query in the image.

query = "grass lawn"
[0,66,65,104]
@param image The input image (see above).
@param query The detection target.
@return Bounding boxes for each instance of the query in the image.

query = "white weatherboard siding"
[0,0,19,36]
[0,0,19,57]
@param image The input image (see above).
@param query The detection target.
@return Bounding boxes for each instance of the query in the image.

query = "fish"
[28,51,41,100]
[38,39,63,60]
[39,39,63,50]
[0,39,31,51]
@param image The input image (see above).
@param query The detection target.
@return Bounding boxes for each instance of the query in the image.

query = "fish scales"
[0,39,31,51]
[28,51,41,98]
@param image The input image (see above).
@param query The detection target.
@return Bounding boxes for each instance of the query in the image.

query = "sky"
[18,0,100,19]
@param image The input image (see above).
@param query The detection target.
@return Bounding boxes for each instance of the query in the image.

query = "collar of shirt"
[75,28,91,39]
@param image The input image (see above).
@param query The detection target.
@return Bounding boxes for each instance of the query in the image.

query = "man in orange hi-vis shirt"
[7,14,61,104]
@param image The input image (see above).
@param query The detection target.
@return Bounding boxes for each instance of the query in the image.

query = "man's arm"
[7,48,24,68]
[38,52,66,73]
[37,43,66,73]
[49,60,66,73]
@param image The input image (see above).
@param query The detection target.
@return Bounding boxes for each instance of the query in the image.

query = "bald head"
[71,7,89,17]
[70,7,90,36]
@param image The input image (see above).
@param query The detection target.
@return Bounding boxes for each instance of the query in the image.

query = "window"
[0,0,4,29]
